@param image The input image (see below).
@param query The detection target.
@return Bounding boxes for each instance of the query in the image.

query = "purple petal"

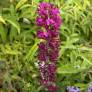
[37,30,48,39]
[67,86,80,92]
[36,17,44,26]
[51,8,60,15]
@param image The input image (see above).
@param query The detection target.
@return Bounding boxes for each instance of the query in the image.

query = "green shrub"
[0,0,92,92]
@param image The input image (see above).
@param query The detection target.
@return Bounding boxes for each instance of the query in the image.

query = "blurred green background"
[0,0,92,92]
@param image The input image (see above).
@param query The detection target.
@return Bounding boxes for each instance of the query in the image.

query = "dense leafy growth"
[0,0,92,92]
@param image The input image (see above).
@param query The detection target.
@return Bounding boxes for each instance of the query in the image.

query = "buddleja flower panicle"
[36,2,62,92]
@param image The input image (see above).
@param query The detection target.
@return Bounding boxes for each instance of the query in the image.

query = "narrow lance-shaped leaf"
[0,16,6,24]
[5,17,20,34]
[16,0,28,10]
[57,64,86,74]
[25,39,43,61]
[0,24,7,42]
[19,4,31,10]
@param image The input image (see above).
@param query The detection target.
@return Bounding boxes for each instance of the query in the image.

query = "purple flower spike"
[67,86,80,92]
[36,2,62,92]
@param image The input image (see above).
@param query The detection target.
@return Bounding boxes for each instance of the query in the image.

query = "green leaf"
[16,0,28,10]
[9,26,17,41]
[3,44,21,55]
[57,63,86,74]
[81,55,92,65]
[0,24,7,42]
[5,17,20,34]
[0,16,6,24]
[25,39,42,61]
[19,4,31,10]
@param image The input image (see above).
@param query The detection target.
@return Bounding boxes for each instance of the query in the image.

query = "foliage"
[0,0,92,92]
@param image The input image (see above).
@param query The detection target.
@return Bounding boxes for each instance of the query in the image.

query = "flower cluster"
[36,2,62,92]
[67,86,80,92]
